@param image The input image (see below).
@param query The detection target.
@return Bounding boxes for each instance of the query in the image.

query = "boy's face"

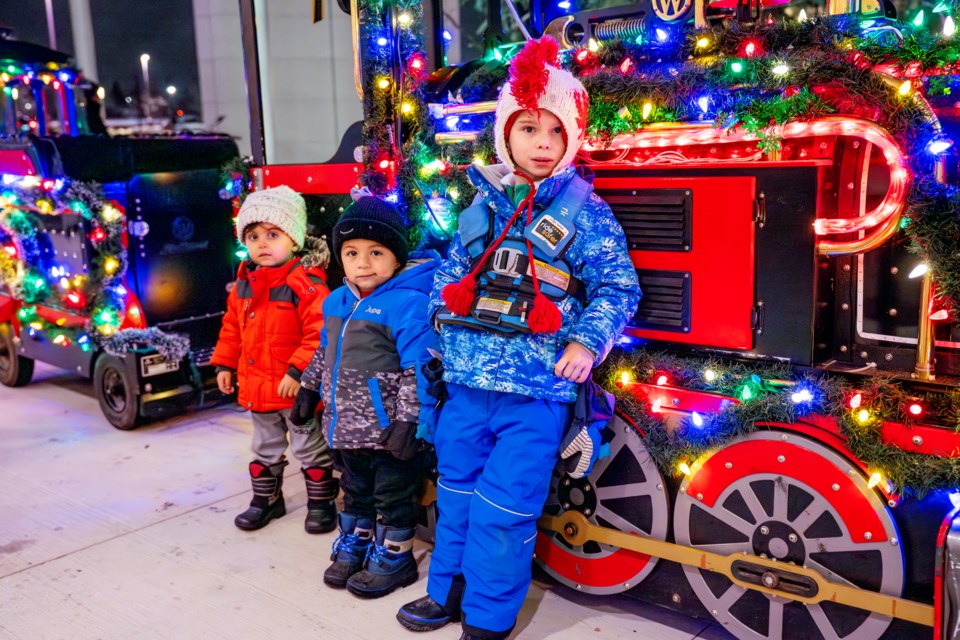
[507,109,566,181]
[341,238,401,293]
[243,222,296,267]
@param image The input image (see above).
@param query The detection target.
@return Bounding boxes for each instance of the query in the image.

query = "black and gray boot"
[324,512,374,588]
[346,523,418,598]
[397,574,464,632]
[234,460,287,531]
[301,466,339,534]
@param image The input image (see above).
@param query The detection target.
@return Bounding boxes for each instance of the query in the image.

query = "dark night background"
[0,0,201,116]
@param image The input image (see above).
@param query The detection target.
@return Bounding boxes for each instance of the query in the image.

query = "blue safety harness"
[437,175,593,335]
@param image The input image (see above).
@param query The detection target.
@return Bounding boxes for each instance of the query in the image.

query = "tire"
[93,354,142,430]
[0,322,34,387]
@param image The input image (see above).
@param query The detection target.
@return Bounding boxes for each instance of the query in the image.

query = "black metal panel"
[860,243,922,341]
[633,269,691,333]
[42,213,89,277]
[751,168,819,365]
[18,331,94,377]
[598,188,692,252]
[49,136,134,182]
[126,137,238,174]
[50,136,238,182]
[126,169,236,335]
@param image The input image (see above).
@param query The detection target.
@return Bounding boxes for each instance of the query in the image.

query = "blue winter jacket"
[301,258,440,449]
[430,164,641,403]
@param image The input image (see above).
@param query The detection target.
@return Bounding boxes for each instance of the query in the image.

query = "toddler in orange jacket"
[211,185,338,534]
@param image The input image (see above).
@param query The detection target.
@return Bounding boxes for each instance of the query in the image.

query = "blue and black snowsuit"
[300,257,439,528]
[427,163,641,638]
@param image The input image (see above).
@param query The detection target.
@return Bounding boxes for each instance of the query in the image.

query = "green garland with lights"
[597,349,960,496]
[346,8,960,493]
[0,179,188,358]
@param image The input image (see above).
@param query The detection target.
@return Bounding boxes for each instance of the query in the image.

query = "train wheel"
[535,414,669,594]
[674,431,904,640]
[0,322,34,387]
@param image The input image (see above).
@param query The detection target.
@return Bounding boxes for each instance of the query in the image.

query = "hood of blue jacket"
[341,255,440,300]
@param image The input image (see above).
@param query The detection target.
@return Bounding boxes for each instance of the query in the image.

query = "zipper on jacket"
[329,297,361,446]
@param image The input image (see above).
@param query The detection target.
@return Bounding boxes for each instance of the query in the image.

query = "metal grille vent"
[598,188,692,252]
[630,270,691,333]
[191,346,216,366]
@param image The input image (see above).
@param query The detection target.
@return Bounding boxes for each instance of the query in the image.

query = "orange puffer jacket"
[211,257,328,412]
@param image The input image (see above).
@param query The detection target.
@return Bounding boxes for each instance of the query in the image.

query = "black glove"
[290,387,321,426]
[422,357,447,407]
[378,420,419,461]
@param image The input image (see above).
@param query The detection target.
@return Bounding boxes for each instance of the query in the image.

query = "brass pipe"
[442,101,498,116]
[351,0,363,102]
[435,131,480,144]
[915,269,936,381]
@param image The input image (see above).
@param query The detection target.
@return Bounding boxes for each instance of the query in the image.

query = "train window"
[248,2,359,165]
[0,90,13,135]
[40,84,63,135]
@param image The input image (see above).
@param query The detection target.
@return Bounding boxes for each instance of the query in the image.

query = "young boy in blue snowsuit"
[291,195,439,600]
[397,36,641,640]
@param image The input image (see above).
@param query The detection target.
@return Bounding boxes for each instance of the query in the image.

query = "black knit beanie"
[332,196,409,266]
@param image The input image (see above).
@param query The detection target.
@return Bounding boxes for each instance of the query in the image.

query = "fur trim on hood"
[299,235,331,270]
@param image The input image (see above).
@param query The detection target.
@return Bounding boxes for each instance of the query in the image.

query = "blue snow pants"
[427,382,571,638]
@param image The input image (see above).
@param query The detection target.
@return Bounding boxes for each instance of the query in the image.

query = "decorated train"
[225,0,960,636]
[0,33,239,429]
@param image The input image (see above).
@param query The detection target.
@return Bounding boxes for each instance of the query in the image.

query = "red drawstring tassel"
[442,273,477,316]
[528,292,562,334]
[443,174,533,317]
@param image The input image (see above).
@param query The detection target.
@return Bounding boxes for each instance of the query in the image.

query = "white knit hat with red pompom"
[494,36,590,173]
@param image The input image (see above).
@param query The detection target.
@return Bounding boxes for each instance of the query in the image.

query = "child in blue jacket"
[291,195,438,600]
[397,36,641,640]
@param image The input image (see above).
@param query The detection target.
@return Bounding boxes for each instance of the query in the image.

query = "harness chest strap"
[438,175,593,334]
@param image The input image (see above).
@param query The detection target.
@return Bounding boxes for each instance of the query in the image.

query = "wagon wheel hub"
[557,476,598,518]
[752,520,805,565]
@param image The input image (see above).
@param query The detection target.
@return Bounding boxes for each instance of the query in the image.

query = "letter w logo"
[652,0,691,21]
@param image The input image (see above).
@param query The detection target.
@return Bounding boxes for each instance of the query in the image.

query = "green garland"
[0,179,188,359]
[102,327,190,363]
[551,17,960,309]
[597,349,960,496]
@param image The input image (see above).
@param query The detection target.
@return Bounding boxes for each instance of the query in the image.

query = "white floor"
[0,362,734,640]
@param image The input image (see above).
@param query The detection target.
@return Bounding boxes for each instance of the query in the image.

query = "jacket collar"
[467,163,579,219]
[237,257,299,285]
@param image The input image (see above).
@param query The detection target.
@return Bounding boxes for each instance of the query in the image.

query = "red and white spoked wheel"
[535,414,669,594]
[674,431,904,640]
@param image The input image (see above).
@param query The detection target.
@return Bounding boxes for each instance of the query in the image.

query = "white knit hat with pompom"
[494,36,590,173]
[235,185,307,248]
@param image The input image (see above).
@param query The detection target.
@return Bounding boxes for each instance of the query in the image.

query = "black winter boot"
[397,593,461,632]
[324,512,374,588]
[234,460,287,531]
[301,467,339,534]
[346,523,418,598]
